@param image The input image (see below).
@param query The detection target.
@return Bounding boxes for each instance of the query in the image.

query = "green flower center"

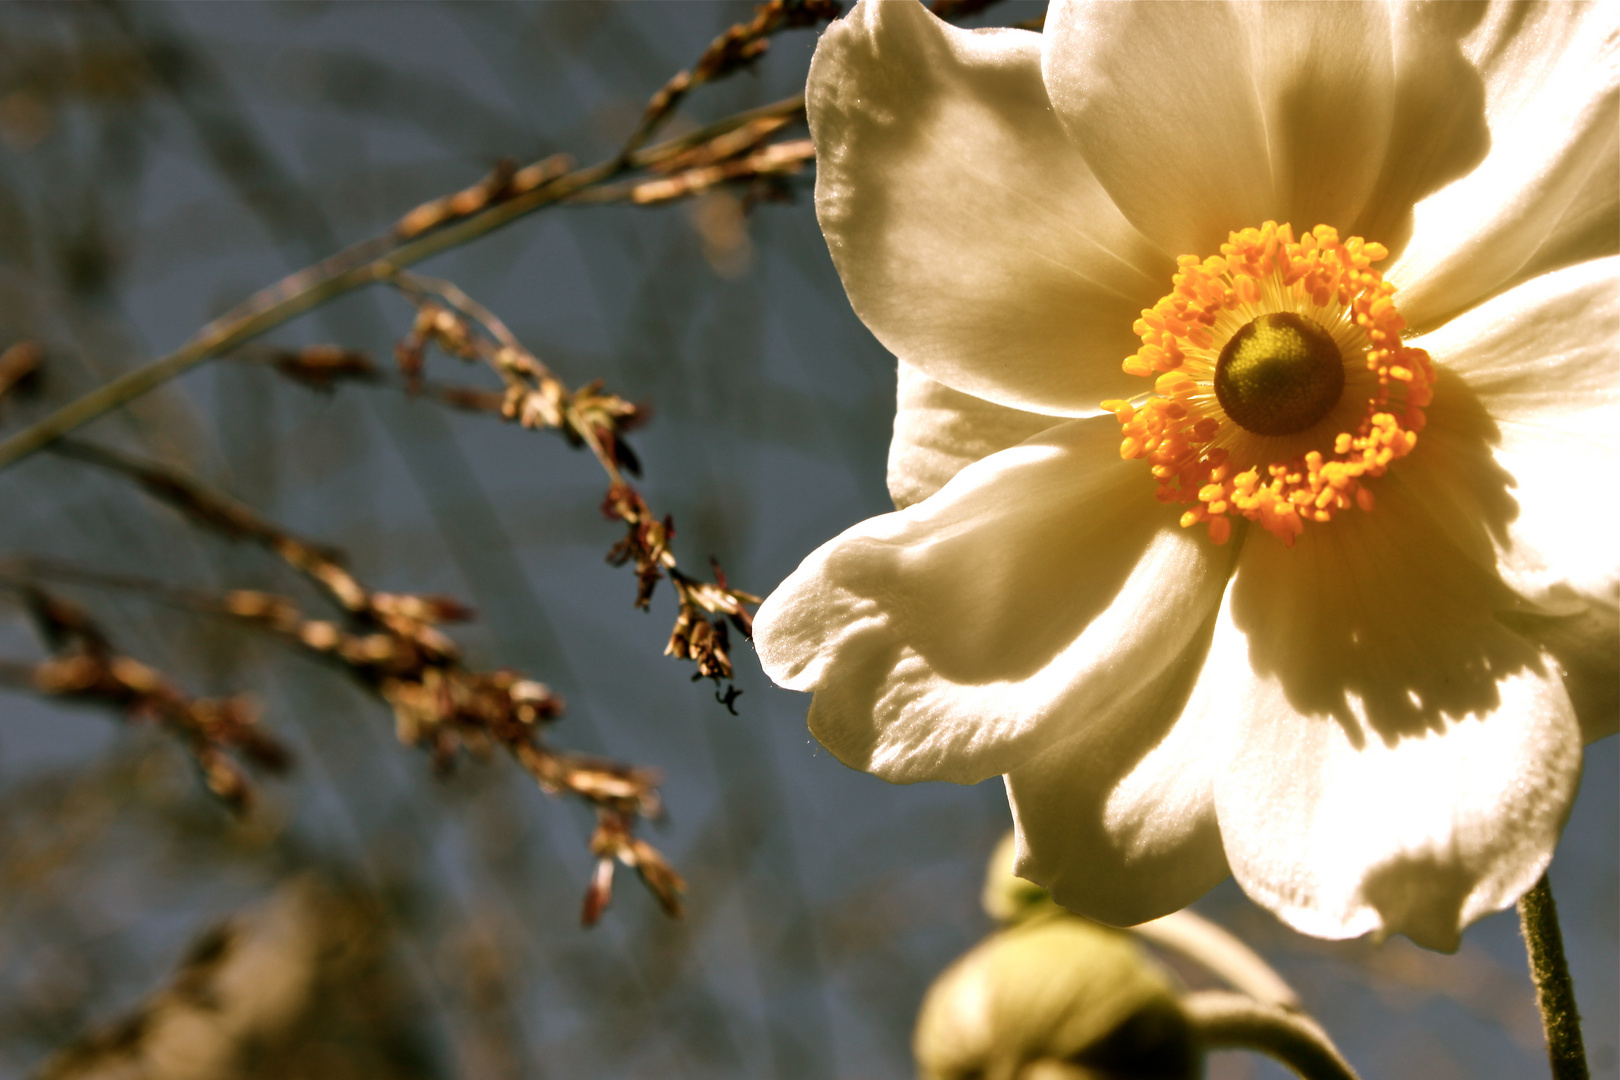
[1213,312,1344,436]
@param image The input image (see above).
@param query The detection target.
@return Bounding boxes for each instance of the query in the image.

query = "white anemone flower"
[754,0,1619,950]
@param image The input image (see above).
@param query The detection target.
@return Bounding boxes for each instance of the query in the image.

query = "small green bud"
[982,830,1056,925]
[914,915,1198,1080]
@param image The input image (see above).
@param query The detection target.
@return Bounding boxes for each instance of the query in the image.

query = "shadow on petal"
[1500,601,1620,744]
[1358,852,1490,952]
[768,419,1234,784]
[884,466,1168,687]
[810,0,1167,416]
[1007,606,1231,927]
[1349,2,1491,263]
[1228,369,1536,747]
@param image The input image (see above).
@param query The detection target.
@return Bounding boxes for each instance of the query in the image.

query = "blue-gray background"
[0,4,1611,1079]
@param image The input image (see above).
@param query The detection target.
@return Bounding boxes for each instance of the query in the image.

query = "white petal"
[1413,256,1620,610]
[1042,0,1273,258]
[1348,3,1493,257]
[1042,1,1487,260]
[1004,611,1231,927]
[1391,395,1620,745]
[806,0,1169,416]
[1212,481,1584,950]
[753,417,1236,784]
[1499,602,1620,745]
[1388,2,1620,328]
[888,361,1064,510]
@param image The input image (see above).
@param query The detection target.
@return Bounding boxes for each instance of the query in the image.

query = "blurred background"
[0,3,1611,1079]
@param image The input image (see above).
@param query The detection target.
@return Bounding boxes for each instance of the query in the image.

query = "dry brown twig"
[36,440,683,923]
[619,0,842,160]
[581,137,815,208]
[0,584,290,813]
[0,89,815,471]
[383,270,761,707]
[264,343,379,393]
[235,306,761,711]
[229,342,521,418]
[0,0,1046,932]
[392,0,844,253]
[0,0,1037,471]
[0,340,43,405]
[395,154,574,240]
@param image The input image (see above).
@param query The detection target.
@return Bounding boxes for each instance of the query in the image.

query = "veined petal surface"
[1389,1,1620,328]
[1043,0,1487,261]
[1213,476,1584,950]
[888,361,1064,510]
[754,417,1235,785]
[807,0,1168,416]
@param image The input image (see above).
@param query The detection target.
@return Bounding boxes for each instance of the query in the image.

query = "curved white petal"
[1042,0,1272,258]
[1499,603,1620,745]
[1042,1,1487,260]
[1347,3,1494,258]
[1212,478,1584,950]
[754,417,1235,784]
[1389,2,1620,328]
[1388,389,1620,745]
[1005,608,1231,927]
[807,0,1169,416]
[889,361,1064,510]
[1414,256,1620,610]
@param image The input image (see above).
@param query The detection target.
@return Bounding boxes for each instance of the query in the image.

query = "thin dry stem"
[383,271,760,691]
[0,94,810,473]
[0,583,289,813]
[617,0,840,160]
[27,444,682,922]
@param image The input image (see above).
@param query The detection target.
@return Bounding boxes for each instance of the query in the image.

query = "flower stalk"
[1518,873,1590,1080]
[1183,991,1360,1080]
[1132,909,1302,1011]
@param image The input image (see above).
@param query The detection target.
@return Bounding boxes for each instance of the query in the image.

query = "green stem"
[0,94,807,475]
[1519,873,1590,1080]
[1132,909,1302,1011]
[1183,991,1360,1080]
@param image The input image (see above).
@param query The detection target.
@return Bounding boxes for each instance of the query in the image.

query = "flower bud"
[914,915,1197,1080]
[982,829,1056,925]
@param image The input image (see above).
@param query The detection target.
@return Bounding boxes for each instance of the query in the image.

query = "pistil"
[1214,312,1344,437]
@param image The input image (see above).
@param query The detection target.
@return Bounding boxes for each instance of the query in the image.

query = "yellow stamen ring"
[1105,222,1433,548]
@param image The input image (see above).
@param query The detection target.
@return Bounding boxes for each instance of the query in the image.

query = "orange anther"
[1107,221,1425,545]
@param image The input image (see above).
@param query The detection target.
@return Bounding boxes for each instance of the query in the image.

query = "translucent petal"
[1004,609,1231,927]
[1389,2,1620,328]
[1043,0,1487,261]
[1213,479,1583,950]
[1414,257,1620,611]
[754,417,1235,784]
[807,0,1168,416]
[888,361,1064,510]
